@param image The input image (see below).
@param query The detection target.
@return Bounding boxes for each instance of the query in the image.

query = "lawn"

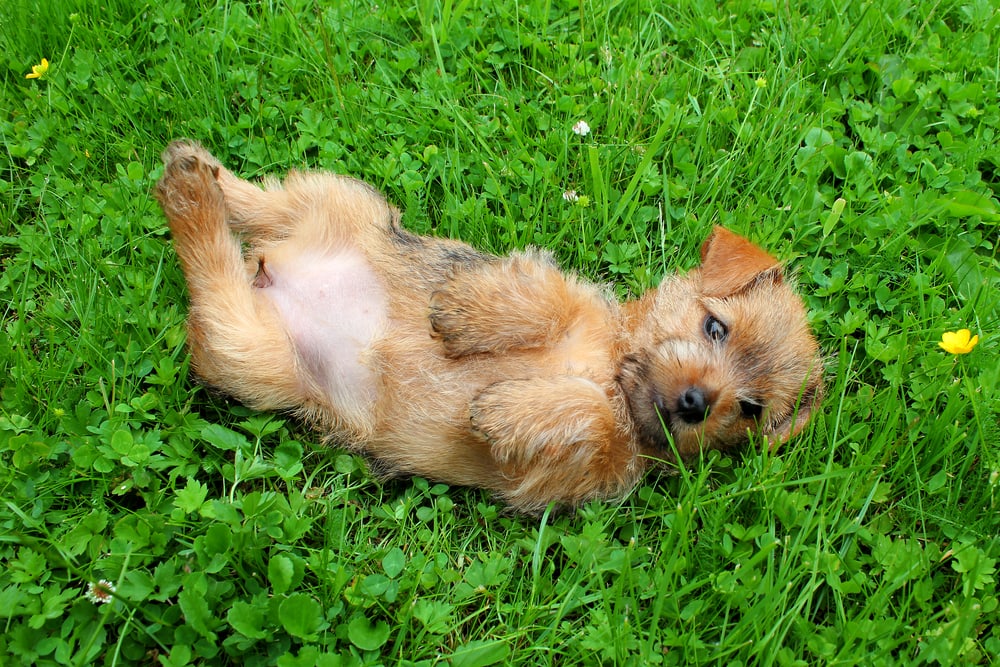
[1,0,998,664]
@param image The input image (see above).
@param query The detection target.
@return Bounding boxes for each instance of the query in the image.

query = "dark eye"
[704,315,728,342]
[739,400,764,420]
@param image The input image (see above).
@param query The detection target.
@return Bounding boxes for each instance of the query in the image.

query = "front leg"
[429,251,611,358]
[471,377,642,511]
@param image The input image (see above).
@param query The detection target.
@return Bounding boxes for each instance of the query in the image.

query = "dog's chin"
[641,405,704,458]
[618,353,679,455]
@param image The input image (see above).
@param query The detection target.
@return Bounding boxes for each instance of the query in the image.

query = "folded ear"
[764,372,824,449]
[699,226,783,297]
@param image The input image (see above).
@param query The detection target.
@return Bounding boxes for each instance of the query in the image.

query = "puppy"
[155,140,823,513]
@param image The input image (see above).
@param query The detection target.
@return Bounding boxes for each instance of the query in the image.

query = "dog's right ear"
[699,226,783,298]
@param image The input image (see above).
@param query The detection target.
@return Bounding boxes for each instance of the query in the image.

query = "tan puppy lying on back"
[156,140,823,513]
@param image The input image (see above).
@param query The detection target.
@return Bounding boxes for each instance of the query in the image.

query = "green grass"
[1,0,998,664]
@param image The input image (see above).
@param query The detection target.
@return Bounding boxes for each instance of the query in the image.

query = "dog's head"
[619,226,823,459]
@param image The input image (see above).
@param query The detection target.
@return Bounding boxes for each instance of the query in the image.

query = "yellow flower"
[939,329,979,355]
[26,58,49,79]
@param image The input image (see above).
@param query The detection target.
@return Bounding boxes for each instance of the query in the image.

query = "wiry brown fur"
[155,140,823,514]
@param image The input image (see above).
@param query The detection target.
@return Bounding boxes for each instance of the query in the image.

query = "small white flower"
[84,579,116,604]
[572,120,591,136]
[563,190,579,203]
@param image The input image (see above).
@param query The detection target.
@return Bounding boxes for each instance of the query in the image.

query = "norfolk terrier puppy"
[156,140,823,513]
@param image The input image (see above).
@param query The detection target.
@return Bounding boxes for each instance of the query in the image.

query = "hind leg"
[156,145,312,411]
[162,140,395,259]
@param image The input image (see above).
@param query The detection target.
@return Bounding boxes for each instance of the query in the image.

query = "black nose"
[676,387,710,424]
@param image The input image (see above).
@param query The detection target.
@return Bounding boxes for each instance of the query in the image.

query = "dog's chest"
[553,319,617,380]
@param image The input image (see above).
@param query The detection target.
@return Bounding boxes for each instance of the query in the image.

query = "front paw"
[429,252,563,358]
[471,378,643,510]
[429,287,489,358]
[470,378,612,467]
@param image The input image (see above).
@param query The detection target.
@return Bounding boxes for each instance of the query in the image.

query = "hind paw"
[155,141,225,233]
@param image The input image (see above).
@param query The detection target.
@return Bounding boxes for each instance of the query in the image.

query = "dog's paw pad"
[173,154,201,175]
[161,141,223,181]
[155,150,226,228]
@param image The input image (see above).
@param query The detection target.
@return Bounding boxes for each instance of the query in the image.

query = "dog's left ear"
[699,226,783,298]
[765,376,824,448]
